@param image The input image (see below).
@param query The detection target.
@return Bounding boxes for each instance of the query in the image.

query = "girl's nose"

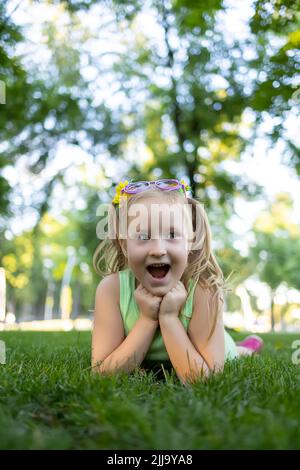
[148,238,167,256]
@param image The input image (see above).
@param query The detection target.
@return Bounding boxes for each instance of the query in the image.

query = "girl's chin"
[145,276,180,296]
[147,285,170,296]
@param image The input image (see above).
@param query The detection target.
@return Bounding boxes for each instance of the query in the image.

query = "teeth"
[148,263,168,267]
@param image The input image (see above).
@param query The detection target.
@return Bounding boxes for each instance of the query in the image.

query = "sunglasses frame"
[121,179,186,195]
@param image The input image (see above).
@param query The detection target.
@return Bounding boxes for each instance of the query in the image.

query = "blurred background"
[0,0,299,333]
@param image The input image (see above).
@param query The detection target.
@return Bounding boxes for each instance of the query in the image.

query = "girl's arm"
[159,316,210,384]
[92,274,158,375]
[159,286,225,384]
[187,285,225,371]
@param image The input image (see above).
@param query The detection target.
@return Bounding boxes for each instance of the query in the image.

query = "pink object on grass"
[237,335,264,353]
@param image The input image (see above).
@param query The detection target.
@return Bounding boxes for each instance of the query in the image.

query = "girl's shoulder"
[192,281,219,310]
[96,272,120,298]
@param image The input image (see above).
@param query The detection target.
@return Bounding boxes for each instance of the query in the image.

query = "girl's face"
[122,193,193,297]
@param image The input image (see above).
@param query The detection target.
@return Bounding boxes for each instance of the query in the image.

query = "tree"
[0,1,24,215]
[249,0,300,173]
[100,0,260,206]
[84,0,299,202]
[250,193,300,329]
[0,0,127,227]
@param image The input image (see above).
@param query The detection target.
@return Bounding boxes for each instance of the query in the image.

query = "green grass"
[0,330,300,450]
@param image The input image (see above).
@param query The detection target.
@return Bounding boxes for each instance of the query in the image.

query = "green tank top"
[118,268,238,363]
[119,268,198,361]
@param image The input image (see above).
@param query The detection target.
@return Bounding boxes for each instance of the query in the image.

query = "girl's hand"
[134,284,163,322]
[159,281,188,318]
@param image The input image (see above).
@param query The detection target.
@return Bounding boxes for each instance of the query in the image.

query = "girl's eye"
[138,233,150,240]
[167,231,177,239]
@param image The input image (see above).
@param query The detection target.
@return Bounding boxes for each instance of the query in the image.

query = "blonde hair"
[93,188,225,339]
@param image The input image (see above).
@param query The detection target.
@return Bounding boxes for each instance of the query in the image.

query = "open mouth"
[146,263,170,279]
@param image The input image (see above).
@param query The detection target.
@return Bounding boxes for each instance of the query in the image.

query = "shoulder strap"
[182,278,198,319]
[119,268,139,335]
[119,268,131,318]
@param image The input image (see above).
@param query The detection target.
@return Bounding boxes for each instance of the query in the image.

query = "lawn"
[0,330,299,450]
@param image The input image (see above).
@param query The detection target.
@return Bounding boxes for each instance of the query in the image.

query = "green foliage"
[0,1,127,222]
[251,193,300,291]
[252,232,300,291]
[0,2,24,214]
[249,0,300,168]
[0,229,46,316]
[109,0,255,203]
[0,207,98,318]
[1,0,299,321]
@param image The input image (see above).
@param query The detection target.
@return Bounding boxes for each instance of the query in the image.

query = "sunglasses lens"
[157,179,179,189]
[126,181,149,192]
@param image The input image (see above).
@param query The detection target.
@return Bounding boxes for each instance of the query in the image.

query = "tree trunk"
[160,5,197,195]
[270,290,275,331]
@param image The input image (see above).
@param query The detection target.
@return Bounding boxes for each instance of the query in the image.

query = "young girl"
[92,178,263,384]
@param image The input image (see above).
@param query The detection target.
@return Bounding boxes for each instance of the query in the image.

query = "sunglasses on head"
[121,179,187,195]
